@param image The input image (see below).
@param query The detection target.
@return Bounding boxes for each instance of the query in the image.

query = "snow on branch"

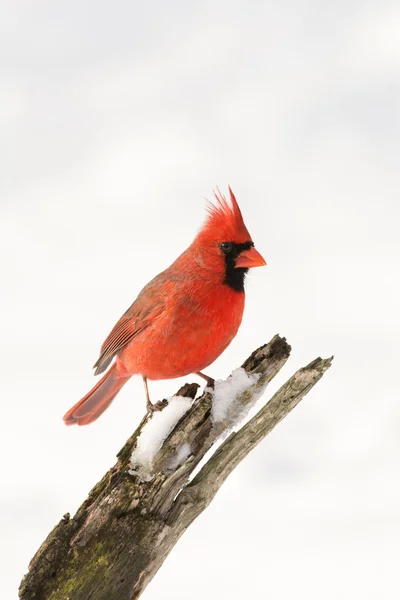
[19,336,333,600]
[211,367,261,424]
[130,395,194,480]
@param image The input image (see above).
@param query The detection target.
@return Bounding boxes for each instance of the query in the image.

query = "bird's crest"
[199,187,251,243]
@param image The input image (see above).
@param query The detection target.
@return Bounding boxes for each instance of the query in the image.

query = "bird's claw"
[146,398,168,413]
[195,371,215,388]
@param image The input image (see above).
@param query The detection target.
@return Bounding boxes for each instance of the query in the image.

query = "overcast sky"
[1,1,400,598]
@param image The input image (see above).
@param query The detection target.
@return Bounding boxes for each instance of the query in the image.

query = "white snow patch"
[211,367,260,424]
[130,395,193,479]
[167,442,191,472]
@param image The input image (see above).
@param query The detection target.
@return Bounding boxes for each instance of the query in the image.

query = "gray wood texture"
[19,336,332,599]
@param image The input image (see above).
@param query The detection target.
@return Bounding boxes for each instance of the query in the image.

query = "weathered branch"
[19,336,332,600]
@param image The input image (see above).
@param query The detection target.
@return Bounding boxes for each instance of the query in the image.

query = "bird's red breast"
[116,269,246,380]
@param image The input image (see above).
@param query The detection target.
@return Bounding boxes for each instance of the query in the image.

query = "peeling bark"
[19,336,332,600]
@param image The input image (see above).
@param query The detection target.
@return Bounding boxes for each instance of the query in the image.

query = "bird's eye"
[220,242,233,254]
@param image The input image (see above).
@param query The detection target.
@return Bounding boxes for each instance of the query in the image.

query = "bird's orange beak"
[235,246,266,269]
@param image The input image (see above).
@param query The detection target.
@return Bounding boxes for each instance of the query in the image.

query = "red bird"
[63,188,266,426]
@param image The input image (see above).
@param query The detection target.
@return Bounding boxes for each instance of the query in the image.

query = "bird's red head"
[193,187,266,291]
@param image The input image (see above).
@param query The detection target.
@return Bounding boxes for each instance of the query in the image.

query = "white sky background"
[1,1,400,598]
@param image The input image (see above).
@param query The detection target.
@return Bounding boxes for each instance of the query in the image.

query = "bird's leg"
[142,376,164,412]
[195,371,215,388]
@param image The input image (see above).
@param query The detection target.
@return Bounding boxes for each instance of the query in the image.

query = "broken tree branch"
[19,336,332,600]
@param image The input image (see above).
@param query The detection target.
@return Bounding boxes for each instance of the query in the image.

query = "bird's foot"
[146,398,168,413]
[195,371,215,388]
[203,376,215,388]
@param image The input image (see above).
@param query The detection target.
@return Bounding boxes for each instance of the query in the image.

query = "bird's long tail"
[63,364,130,426]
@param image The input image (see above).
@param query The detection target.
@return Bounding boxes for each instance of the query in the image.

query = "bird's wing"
[93,277,172,375]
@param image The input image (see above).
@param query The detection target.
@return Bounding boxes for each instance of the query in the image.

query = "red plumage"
[63,187,266,425]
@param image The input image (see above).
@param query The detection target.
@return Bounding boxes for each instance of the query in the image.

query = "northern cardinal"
[63,188,266,425]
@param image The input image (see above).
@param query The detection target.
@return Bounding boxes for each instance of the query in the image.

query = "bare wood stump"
[19,335,333,600]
